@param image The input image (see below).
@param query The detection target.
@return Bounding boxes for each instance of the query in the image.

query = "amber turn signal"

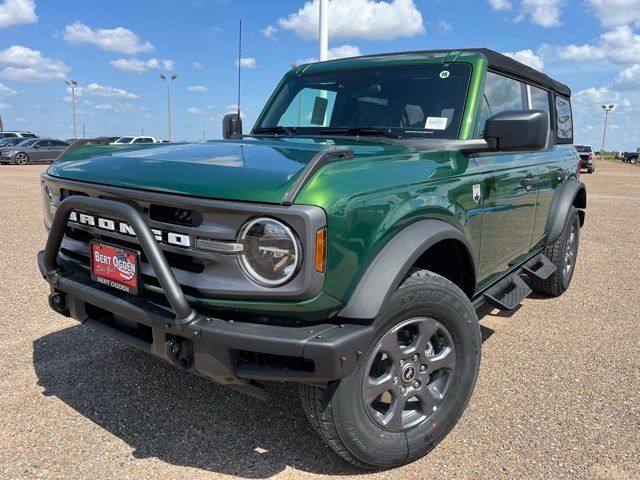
[315,228,327,272]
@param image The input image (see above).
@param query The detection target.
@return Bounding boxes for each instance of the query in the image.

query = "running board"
[482,273,532,311]
[522,253,556,281]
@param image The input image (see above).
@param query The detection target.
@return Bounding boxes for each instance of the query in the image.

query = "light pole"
[65,80,78,138]
[319,0,328,61]
[160,74,177,141]
[600,104,614,161]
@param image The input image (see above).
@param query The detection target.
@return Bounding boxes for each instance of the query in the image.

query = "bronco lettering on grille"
[68,211,191,248]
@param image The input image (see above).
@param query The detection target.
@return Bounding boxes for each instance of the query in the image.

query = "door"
[31,140,49,161]
[474,72,538,285]
[48,141,69,161]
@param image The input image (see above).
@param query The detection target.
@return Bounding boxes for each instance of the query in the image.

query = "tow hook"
[164,338,193,369]
[48,291,69,317]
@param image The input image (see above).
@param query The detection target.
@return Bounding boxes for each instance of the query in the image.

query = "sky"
[0,0,638,150]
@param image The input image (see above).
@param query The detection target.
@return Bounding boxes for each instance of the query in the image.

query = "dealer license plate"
[90,241,140,295]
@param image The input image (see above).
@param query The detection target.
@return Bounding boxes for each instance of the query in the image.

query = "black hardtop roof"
[330,47,571,97]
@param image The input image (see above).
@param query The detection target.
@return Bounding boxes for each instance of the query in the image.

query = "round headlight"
[237,217,301,287]
[41,182,55,229]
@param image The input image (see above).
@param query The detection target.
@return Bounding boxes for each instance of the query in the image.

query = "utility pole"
[160,73,177,141]
[82,124,85,138]
[65,80,78,138]
[600,104,614,161]
[319,0,328,61]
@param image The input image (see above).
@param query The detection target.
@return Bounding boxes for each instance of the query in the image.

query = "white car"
[110,136,159,145]
[0,131,38,139]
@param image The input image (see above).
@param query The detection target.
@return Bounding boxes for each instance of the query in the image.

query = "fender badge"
[473,184,481,203]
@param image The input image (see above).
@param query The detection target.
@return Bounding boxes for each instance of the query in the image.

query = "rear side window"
[555,96,573,143]
[477,72,525,137]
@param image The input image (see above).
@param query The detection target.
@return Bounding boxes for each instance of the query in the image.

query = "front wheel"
[631,157,638,165]
[299,270,481,469]
[14,152,29,165]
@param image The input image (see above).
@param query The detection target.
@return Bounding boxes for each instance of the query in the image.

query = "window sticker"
[425,117,448,130]
[439,70,450,79]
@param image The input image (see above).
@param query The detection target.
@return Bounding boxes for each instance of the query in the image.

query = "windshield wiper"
[319,127,402,139]
[253,126,296,137]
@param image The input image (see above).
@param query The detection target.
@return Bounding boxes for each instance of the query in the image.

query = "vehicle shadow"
[33,325,360,478]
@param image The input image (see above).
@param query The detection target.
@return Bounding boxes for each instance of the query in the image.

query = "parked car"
[38,48,584,469]
[111,136,158,145]
[0,131,38,139]
[87,136,121,145]
[0,138,69,165]
[0,137,30,148]
[575,144,596,173]
[623,149,639,164]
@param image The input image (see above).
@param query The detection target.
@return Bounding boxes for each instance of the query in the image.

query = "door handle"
[521,176,541,187]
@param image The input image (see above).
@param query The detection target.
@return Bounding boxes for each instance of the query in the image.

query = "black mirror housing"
[222,113,243,139]
[483,110,548,152]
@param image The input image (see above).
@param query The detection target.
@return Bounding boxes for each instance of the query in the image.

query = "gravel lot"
[0,160,638,479]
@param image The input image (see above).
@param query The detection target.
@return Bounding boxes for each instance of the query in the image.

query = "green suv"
[38,48,585,469]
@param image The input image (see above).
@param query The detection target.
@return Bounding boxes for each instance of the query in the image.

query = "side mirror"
[483,110,548,152]
[222,113,242,139]
[32,145,40,149]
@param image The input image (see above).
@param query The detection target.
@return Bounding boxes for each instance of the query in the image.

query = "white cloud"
[110,57,175,73]
[0,81,17,96]
[187,85,208,93]
[0,0,37,28]
[297,44,362,64]
[186,106,206,115]
[14,116,27,122]
[614,63,640,89]
[236,57,256,68]
[192,61,203,70]
[488,0,512,10]
[438,20,452,31]
[70,83,138,99]
[62,21,154,54]
[94,102,135,112]
[278,0,424,40]
[262,25,278,39]
[0,45,70,82]
[573,86,622,105]
[557,25,640,64]
[503,49,545,70]
[587,0,640,27]
[520,0,564,27]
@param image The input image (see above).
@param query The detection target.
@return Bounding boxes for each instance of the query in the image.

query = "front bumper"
[39,196,373,400]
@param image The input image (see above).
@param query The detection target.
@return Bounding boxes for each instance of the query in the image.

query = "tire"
[14,152,29,165]
[299,270,481,469]
[531,206,580,297]
[631,157,638,165]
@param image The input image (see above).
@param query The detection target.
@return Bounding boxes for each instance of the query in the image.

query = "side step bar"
[480,253,557,311]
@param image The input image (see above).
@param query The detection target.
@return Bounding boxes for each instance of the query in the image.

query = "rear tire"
[631,157,638,165]
[531,206,580,297]
[299,270,481,469]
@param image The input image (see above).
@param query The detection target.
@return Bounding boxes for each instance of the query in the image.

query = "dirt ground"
[0,160,638,479]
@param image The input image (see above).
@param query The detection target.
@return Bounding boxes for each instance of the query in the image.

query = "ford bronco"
[38,48,585,469]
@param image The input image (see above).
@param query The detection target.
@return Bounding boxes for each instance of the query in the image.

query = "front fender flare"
[545,179,586,246]
[338,219,475,320]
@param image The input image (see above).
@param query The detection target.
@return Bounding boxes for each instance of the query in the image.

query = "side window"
[527,84,551,144]
[477,72,525,137]
[279,88,337,127]
[36,140,49,147]
[52,141,68,147]
[555,96,573,142]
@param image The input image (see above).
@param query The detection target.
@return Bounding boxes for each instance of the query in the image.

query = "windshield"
[575,145,592,153]
[115,137,134,143]
[254,63,471,139]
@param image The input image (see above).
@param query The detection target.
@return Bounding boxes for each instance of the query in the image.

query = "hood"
[47,138,413,204]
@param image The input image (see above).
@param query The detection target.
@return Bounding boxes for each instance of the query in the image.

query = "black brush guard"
[38,196,373,400]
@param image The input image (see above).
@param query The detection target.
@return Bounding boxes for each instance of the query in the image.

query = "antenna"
[237,18,242,119]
